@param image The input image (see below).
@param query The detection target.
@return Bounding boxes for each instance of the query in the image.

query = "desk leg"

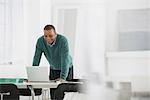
[1,94,3,100]
[0,92,10,100]
[42,89,47,100]
[42,89,50,100]
[28,85,35,100]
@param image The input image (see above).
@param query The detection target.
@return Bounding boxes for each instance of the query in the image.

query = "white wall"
[23,0,40,66]
[106,51,150,76]
[23,0,52,66]
[40,0,52,31]
[105,0,149,78]
[106,0,148,52]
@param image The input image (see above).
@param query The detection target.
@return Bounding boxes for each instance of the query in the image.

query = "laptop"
[26,66,53,82]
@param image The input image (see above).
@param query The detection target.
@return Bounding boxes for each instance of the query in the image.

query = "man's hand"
[55,78,65,82]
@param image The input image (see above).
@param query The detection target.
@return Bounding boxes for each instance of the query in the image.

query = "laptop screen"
[26,66,50,82]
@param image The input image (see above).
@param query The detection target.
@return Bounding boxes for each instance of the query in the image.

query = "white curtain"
[53,5,106,79]
[0,0,23,65]
[74,5,106,78]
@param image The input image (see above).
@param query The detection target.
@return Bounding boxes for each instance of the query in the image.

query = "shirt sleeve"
[60,38,70,80]
[32,38,43,66]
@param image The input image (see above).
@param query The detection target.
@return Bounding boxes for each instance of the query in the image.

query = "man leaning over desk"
[32,24,73,99]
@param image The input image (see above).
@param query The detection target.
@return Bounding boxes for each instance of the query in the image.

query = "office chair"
[0,84,19,100]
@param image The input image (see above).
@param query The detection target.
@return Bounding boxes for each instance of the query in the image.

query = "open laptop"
[26,66,53,83]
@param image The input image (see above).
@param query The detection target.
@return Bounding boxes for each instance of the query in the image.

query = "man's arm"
[32,38,43,66]
[60,38,70,80]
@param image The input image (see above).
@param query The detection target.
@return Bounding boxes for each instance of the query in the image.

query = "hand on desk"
[55,78,65,82]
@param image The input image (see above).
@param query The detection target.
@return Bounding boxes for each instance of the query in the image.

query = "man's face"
[44,29,56,44]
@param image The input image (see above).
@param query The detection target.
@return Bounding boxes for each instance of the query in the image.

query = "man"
[32,25,73,99]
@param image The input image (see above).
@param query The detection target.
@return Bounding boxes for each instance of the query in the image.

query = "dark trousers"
[49,66,73,100]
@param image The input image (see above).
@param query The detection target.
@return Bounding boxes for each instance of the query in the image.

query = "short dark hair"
[44,25,55,31]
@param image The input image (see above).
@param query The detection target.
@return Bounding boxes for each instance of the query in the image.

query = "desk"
[17,81,83,88]
[16,82,60,100]
[16,81,83,100]
[17,82,60,88]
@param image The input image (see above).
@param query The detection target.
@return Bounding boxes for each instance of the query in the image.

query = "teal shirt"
[32,34,72,79]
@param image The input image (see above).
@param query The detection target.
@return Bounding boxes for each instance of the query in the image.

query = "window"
[0,0,13,64]
[118,8,150,51]
[0,0,23,65]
